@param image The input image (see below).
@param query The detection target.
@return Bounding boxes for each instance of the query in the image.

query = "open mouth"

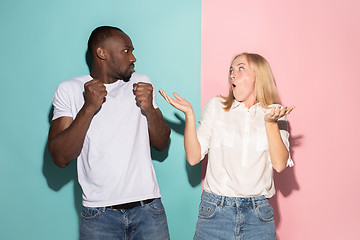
[129,64,135,72]
[232,83,236,88]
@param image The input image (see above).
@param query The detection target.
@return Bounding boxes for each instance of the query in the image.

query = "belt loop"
[251,197,256,209]
[220,196,225,208]
[140,201,145,207]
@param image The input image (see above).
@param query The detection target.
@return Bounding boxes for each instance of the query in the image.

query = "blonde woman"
[160,53,294,239]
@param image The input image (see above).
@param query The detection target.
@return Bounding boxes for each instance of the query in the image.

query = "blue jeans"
[194,191,276,240]
[80,198,170,240]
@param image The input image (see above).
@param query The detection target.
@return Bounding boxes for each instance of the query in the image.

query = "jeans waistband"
[107,198,155,210]
[201,191,268,208]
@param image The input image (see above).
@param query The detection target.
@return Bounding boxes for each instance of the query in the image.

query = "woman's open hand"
[264,105,295,123]
[159,89,194,115]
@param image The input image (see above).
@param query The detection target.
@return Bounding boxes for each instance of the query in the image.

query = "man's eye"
[124,49,129,53]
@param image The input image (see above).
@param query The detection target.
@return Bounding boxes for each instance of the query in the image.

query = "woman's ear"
[96,47,106,60]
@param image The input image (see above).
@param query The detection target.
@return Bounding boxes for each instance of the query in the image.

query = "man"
[48,26,171,240]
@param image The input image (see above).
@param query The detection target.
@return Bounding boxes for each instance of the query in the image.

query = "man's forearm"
[146,108,170,151]
[48,107,94,168]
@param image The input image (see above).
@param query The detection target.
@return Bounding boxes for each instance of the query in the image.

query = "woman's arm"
[159,90,201,165]
[264,105,295,172]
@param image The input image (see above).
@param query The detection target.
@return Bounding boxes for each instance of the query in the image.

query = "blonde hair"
[221,53,281,111]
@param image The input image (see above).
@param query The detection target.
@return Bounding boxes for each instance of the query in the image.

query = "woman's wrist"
[185,109,195,120]
[265,120,278,128]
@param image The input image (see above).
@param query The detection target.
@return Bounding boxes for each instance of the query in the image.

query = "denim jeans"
[80,198,170,240]
[194,191,276,240]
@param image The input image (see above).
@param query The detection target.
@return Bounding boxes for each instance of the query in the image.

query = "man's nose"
[131,53,136,63]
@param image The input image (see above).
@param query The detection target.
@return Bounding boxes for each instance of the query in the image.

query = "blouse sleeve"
[197,97,216,160]
[278,115,294,167]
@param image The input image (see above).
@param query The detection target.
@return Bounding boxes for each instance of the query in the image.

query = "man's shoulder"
[56,75,91,89]
[53,75,91,97]
[63,75,92,85]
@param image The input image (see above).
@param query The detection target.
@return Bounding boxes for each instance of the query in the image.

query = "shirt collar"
[231,100,263,111]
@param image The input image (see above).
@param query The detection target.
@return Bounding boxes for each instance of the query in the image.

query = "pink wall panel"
[201,0,360,239]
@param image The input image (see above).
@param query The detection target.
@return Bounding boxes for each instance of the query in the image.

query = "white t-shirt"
[197,97,294,198]
[52,73,161,207]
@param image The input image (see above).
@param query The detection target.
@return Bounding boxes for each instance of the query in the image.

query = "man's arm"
[145,108,171,151]
[133,82,170,151]
[48,79,107,168]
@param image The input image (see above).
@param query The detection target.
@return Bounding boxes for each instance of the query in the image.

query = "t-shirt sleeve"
[278,115,294,167]
[197,98,216,160]
[52,82,74,121]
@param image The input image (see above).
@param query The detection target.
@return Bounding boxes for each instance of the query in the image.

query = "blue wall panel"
[0,0,201,239]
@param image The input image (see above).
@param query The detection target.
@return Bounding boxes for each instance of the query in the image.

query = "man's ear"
[96,47,106,60]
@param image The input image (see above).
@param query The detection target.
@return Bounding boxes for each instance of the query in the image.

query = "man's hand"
[133,82,154,114]
[84,79,107,114]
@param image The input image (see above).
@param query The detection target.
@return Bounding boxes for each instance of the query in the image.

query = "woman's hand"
[159,89,201,165]
[265,105,295,123]
[264,105,295,172]
[159,89,194,115]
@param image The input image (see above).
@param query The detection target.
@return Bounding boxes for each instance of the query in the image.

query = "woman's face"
[229,55,256,103]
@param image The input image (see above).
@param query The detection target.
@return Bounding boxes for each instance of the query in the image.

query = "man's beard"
[119,71,134,82]
[121,72,133,82]
[119,64,135,82]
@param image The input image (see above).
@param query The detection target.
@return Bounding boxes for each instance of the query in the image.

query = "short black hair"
[87,26,124,55]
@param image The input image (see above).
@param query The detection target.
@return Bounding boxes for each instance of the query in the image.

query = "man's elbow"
[48,143,69,168]
[152,128,171,151]
[154,140,169,152]
[50,153,69,168]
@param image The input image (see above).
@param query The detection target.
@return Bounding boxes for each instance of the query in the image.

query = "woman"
[160,53,294,239]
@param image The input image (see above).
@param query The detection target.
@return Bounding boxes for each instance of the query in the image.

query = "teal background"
[0,0,201,239]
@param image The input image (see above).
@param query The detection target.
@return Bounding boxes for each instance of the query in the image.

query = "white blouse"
[197,97,293,198]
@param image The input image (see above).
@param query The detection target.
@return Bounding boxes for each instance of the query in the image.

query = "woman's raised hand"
[264,105,295,123]
[159,89,194,115]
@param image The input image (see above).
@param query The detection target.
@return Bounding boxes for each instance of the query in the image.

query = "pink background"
[201,0,360,239]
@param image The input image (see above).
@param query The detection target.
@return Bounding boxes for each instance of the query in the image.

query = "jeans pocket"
[145,198,165,214]
[255,202,274,222]
[81,206,104,220]
[198,200,217,219]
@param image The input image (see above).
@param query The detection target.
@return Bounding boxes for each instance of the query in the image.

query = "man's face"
[104,31,136,82]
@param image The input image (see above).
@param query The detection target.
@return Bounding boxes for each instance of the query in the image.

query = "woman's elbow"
[273,164,287,173]
[187,155,201,166]
[272,158,288,172]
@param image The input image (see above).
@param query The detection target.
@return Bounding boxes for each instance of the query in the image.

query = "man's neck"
[90,68,117,84]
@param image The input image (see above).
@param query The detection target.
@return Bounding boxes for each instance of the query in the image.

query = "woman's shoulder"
[204,96,225,109]
[206,96,224,105]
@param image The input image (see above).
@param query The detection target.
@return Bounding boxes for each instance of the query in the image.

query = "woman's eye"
[239,67,244,71]
[124,49,129,53]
